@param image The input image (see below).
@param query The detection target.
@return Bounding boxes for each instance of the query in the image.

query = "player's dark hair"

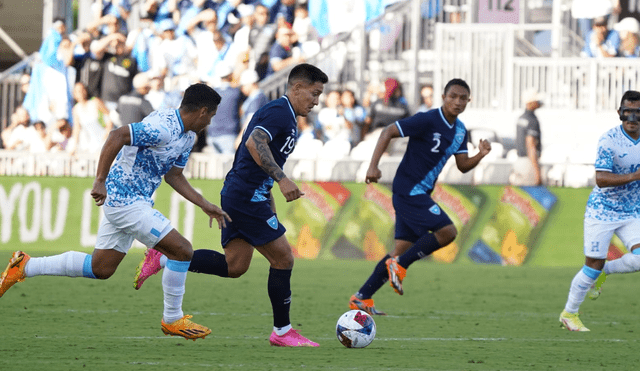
[287,64,328,87]
[620,90,640,106]
[444,78,470,96]
[180,83,222,113]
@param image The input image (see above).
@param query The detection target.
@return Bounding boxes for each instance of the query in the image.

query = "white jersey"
[585,125,640,221]
[105,109,196,207]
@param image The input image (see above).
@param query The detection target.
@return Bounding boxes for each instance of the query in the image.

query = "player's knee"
[274,253,294,270]
[435,224,457,246]
[92,266,116,280]
[171,242,194,262]
[227,265,249,278]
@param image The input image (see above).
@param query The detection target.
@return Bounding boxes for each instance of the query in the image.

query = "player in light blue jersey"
[560,90,640,332]
[134,64,328,347]
[349,79,492,316]
[0,83,231,341]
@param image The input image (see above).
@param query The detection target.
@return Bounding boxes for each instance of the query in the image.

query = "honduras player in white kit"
[0,83,231,340]
[560,90,640,332]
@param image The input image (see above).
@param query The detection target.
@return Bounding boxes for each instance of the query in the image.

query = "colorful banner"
[0,177,607,267]
[468,186,557,266]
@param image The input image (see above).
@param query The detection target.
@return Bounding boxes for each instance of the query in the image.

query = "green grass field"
[1,250,639,371]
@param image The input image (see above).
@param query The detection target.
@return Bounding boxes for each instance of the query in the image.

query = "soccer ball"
[336,309,376,348]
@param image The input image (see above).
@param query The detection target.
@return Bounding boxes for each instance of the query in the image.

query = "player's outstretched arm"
[164,167,231,228]
[91,126,131,206]
[365,123,400,184]
[246,128,304,202]
[454,138,492,173]
[595,169,640,188]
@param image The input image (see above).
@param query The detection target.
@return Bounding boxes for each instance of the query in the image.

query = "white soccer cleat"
[559,310,590,332]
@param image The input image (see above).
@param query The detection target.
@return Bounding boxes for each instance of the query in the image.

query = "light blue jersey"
[105,109,196,207]
[585,125,640,221]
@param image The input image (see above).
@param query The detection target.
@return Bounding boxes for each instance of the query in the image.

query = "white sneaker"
[559,310,590,332]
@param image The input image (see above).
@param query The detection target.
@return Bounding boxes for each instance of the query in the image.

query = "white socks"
[603,253,640,275]
[274,324,292,336]
[24,251,95,278]
[162,259,190,324]
[564,268,598,313]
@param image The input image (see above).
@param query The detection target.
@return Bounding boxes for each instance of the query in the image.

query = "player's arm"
[454,139,492,173]
[365,123,401,183]
[91,125,131,206]
[595,170,640,188]
[164,167,231,229]
[246,127,304,202]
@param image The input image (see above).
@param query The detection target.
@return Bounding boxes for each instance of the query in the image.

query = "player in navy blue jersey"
[134,63,328,347]
[349,79,492,316]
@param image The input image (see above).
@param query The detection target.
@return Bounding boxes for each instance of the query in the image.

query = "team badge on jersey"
[429,205,441,215]
[266,215,279,230]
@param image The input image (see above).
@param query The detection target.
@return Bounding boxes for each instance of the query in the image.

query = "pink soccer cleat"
[269,328,319,347]
[133,248,163,290]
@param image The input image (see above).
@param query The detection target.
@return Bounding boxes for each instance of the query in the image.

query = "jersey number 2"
[431,133,442,153]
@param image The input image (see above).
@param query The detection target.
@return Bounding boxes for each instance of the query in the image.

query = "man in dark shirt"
[96,33,138,113]
[511,89,543,186]
[116,72,154,126]
[363,78,411,137]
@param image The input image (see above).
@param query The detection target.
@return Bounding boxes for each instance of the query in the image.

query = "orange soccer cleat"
[0,251,31,298]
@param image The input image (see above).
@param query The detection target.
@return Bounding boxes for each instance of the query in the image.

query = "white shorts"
[583,218,640,259]
[95,202,173,254]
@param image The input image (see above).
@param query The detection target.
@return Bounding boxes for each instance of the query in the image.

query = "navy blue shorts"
[220,196,286,247]
[393,193,453,243]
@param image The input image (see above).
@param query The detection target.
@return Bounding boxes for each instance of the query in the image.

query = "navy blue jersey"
[221,96,298,202]
[393,107,469,196]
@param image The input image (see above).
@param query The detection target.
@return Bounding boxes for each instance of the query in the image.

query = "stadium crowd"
[1,0,638,161]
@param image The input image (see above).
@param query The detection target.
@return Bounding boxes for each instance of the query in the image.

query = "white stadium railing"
[0,150,595,188]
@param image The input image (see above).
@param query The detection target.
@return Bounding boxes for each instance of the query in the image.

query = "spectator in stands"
[266,26,305,78]
[23,18,73,125]
[1,106,32,151]
[117,73,155,126]
[292,2,320,59]
[571,0,620,40]
[239,68,269,129]
[582,16,620,58]
[615,17,640,58]
[151,19,197,91]
[362,78,411,141]
[127,13,157,73]
[92,32,138,114]
[19,73,30,96]
[191,16,234,85]
[510,89,544,186]
[417,84,434,113]
[250,4,278,80]
[70,82,114,154]
[29,121,52,153]
[175,0,207,37]
[207,63,241,154]
[269,0,296,25]
[317,89,350,143]
[297,116,316,143]
[230,4,255,56]
[88,13,123,38]
[72,31,103,98]
[341,89,367,148]
[145,73,168,110]
[94,0,132,34]
[144,0,178,28]
[49,118,73,152]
